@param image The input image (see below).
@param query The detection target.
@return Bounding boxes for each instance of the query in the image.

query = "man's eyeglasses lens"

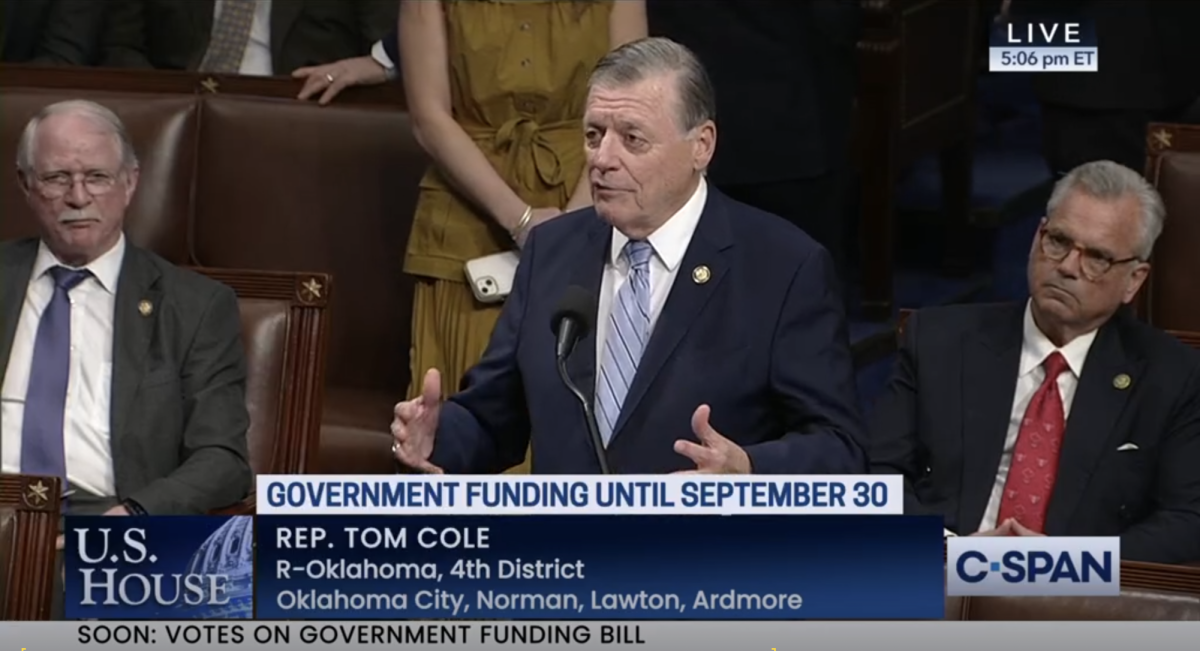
[37,172,117,198]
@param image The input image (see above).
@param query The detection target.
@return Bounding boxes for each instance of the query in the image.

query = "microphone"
[550,286,610,474]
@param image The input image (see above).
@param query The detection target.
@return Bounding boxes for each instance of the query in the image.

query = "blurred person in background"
[100,0,395,75]
[393,0,647,474]
[0,0,107,66]
[647,0,861,287]
[1004,1,1200,176]
[293,25,400,104]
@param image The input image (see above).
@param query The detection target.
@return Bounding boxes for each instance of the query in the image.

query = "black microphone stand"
[555,357,611,475]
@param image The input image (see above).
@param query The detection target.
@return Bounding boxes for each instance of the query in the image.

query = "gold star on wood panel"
[1151,129,1173,149]
[26,480,49,505]
[300,278,323,302]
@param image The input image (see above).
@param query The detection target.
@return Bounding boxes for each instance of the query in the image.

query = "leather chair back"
[954,591,1200,620]
[188,96,424,396]
[0,473,62,620]
[1143,123,1200,330]
[946,560,1200,620]
[189,268,332,512]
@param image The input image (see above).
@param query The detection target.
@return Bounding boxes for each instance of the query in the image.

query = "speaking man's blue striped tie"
[596,240,654,446]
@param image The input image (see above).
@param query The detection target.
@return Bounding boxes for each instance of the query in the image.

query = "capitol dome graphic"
[178,516,254,619]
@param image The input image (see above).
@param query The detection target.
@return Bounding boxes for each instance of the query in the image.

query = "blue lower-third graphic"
[255,515,945,620]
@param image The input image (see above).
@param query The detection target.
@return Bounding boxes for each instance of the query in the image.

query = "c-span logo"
[947,536,1120,596]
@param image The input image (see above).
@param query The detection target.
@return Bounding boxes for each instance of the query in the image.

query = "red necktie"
[997,351,1069,532]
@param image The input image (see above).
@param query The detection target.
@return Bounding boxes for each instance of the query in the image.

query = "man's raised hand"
[391,368,445,474]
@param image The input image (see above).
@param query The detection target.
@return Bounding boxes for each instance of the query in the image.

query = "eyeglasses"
[1038,226,1140,280]
[32,171,120,199]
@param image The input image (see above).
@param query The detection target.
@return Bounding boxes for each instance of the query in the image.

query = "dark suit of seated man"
[0,100,252,517]
[0,0,107,66]
[870,160,1200,564]
[389,37,866,476]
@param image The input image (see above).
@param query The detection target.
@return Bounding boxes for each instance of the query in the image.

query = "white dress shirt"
[595,178,707,379]
[1,236,127,497]
[945,300,1098,536]
[214,0,273,75]
[370,40,397,78]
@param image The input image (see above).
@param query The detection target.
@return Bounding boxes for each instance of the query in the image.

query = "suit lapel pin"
[692,265,711,284]
[138,300,153,317]
[1112,373,1131,390]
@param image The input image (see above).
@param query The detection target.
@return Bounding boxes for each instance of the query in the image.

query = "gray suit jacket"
[0,238,252,514]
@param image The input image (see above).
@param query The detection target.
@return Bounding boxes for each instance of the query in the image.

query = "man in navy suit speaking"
[390,37,865,475]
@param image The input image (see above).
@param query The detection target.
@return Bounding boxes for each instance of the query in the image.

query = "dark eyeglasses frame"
[1038,225,1141,280]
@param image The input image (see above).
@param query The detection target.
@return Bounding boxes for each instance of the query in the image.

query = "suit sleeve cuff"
[370,40,397,79]
[122,498,149,516]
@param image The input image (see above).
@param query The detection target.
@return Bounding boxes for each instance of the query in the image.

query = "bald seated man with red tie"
[869,160,1200,565]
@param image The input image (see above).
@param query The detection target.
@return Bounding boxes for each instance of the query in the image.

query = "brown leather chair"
[190,268,333,514]
[1142,123,1200,330]
[948,591,1200,620]
[187,96,425,476]
[946,560,1200,620]
[0,473,62,620]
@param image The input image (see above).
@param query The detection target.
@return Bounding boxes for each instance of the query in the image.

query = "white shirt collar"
[609,177,707,270]
[1019,299,1098,379]
[33,233,127,295]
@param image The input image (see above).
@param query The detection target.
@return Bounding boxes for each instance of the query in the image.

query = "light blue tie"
[596,240,654,445]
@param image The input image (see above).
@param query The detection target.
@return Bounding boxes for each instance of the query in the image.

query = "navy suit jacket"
[428,188,866,474]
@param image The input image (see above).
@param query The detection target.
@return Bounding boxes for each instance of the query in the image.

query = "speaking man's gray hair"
[588,36,716,133]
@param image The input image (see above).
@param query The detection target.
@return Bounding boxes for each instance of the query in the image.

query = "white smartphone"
[464,251,520,303]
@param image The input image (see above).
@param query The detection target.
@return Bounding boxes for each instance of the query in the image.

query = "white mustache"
[57,210,96,224]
